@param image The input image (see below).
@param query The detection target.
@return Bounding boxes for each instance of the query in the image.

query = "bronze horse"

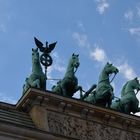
[52,53,82,97]
[81,62,119,107]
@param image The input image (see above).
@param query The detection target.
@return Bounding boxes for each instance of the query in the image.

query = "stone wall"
[48,110,139,140]
[17,88,140,140]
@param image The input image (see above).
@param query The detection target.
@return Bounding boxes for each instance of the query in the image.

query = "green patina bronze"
[81,62,119,107]
[52,53,82,97]
[34,37,57,67]
[111,77,140,114]
[22,48,46,95]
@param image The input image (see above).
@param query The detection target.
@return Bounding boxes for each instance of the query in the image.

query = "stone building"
[0,88,140,140]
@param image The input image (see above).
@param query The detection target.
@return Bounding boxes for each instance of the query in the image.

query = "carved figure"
[22,48,46,95]
[52,53,82,97]
[81,62,119,107]
[111,78,140,114]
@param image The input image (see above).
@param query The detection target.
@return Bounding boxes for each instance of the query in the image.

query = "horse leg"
[80,91,84,99]
[31,79,40,88]
[124,103,131,114]
[78,86,84,99]
[73,86,83,98]
[137,107,140,112]
[42,81,46,90]
[36,79,40,88]
[75,86,82,93]
[106,91,114,108]
[62,88,67,96]
[61,80,76,97]
[106,98,112,108]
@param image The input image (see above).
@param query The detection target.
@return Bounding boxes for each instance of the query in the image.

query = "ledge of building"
[0,121,77,140]
[16,88,140,135]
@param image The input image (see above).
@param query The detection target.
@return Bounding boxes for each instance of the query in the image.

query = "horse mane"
[121,82,128,97]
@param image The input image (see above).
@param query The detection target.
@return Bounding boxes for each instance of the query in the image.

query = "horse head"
[121,77,140,97]
[104,62,119,75]
[128,77,140,93]
[71,53,80,72]
[52,53,81,97]
[31,48,43,74]
[23,47,46,95]
[32,48,39,63]
[115,77,140,114]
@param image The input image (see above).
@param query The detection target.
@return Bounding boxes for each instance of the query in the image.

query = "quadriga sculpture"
[52,53,82,97]
[111,77,140,114]
[81,62,119,107]
[22,48,46,95]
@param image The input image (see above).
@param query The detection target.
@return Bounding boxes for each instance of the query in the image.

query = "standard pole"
[45,67,47,90]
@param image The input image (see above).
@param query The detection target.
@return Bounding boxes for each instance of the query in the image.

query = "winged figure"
[34,37,57,54]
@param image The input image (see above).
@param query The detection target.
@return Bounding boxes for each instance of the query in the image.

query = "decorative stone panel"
[47,111,140,140]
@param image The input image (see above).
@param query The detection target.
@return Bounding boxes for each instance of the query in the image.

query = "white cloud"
[77,21,85,32]
[73,92,80,99]
[47,66,53,79]
[118,62,136,80]
[111,82,116,93]
[90,46,107,63]
[72,23,109,65]
[72,29,136,81]
[136,92,140,105]
[47,66,57,86]
[55,65,65,73]
[72,28,107,64]
[0,24,6,33]
[124,10,133,20]
[72,32,90,48]
[137,6,140,17]
[0,92,16,104]
[52,52,66,73]
[135,92,140,116]
[47,52,66,86]
[129,27,140,36]
[95,0,109,15]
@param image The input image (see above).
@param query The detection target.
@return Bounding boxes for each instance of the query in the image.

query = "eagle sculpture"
[34,37,57,54]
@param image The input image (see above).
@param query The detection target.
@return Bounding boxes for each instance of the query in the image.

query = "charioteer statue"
[22,38,140,115]
[111,77,140,114]
[52,53,82,97]
[80,62,119,108]
[22,48,46,95]
[22,37,57,95]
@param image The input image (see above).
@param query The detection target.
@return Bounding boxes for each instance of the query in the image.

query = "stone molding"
[16,88,140,139]
[0,121,76,140]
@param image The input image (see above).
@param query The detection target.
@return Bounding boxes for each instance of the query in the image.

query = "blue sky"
[0,0,140,114]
